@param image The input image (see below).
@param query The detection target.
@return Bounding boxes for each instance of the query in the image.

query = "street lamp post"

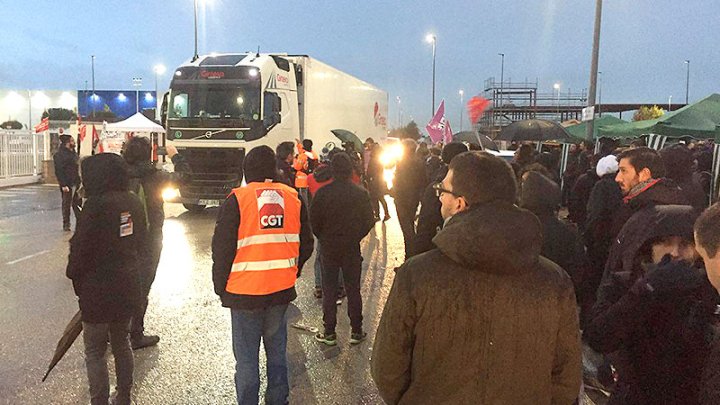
[91,55,96,118]
[153,64,166,120]
[193,0,199,61]
[554,83,561,120]
[598,71,603,116]
[684,60,690,104]
[459,89,464,131]
[498,53,505,119]
[668,95,673,111]
[585,0,603,142]
[426,34,437,117]
[132,77,143,113]
[396,96,401,128]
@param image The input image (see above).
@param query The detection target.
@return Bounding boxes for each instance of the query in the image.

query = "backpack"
[128,177,150,230]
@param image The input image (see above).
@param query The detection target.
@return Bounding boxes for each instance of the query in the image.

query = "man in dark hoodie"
[212,145,314,404]
[66,153,148,405]
[275,141,296,187]
[585,205,715,405]
[122,137,190,349]
[311,152,375,346]
[53,134,81,231]
[372,151,581,405]
[520,170,588,293]
[412,142,468,256]
[393,139,428,259]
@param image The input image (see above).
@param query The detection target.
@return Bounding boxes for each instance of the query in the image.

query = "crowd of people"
[55,131,720,405]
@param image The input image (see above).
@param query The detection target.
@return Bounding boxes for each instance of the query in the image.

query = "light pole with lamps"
[554,83,561,120]
[132,77,143,113]
[459,89,464,131]
[396,96,402,128]
[425,34,437,117]
[153,64,166,119]
[585,0,603,142]
[684,60,690,104]
[498,53,504,115]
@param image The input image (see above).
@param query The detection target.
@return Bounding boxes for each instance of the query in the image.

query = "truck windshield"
[169,84,260,120]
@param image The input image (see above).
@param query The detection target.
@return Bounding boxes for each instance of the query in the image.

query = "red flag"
[91,125,103,153]
[77,115,87,142]
[467,96,491,124]
[34,117,49,133]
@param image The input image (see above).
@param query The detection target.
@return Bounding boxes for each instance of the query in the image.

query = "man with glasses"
[372,151,581,404]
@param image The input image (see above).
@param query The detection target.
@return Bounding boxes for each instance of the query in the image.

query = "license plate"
[198,199,220,206]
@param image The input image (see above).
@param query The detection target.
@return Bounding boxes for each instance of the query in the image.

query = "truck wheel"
[183,203,206,212]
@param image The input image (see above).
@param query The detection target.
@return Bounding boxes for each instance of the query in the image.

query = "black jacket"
[393,155,427,205]
[567,169,599,228]
[126,154,190,239]
[520,171,588,290]
[66,154,147,323]
[412,164,448,256]
[309,178,375,258]
[675,175,708,211]
[53,146,80,187]
[585,207,715,404]
[211,186,314,310]
[584,173,623,252]
[276,157,295,187]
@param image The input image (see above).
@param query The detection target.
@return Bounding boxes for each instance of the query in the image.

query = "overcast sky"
[2,0,718,127]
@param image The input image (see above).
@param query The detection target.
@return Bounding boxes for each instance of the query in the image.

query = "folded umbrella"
[42,310,83,382]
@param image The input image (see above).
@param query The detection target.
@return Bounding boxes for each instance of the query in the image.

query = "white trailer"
[162,53,388,210]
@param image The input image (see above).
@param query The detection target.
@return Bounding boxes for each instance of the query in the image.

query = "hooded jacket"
[521,171,588,290]
[53,146,80,187]
[585,206,715,405]
[372,201,581,405]
[126,154,189,239]
[66,154,148,323]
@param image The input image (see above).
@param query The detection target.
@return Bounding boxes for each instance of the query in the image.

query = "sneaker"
[131,334,160,350]
[314,287,323,299]
[350,331,367,345]
[314,332,337,346]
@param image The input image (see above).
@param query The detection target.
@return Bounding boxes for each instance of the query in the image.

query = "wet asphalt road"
[0,184,605,405]
[0,184,406,404]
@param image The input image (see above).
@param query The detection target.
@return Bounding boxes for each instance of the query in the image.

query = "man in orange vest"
[293,138,318,202]
[212,145,314,405]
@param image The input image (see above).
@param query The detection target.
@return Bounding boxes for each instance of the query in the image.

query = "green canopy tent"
[597,93,720,140]
[564,115,627,142]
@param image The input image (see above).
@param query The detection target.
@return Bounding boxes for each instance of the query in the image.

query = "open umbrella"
[453,131,499,151]
[330,129,363,151]
[497,119,571,142]
[42,310,83,382]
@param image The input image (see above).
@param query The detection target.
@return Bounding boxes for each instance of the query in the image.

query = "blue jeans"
[231,304,289,405]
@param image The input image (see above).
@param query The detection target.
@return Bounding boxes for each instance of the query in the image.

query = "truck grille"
[180,148,245,200]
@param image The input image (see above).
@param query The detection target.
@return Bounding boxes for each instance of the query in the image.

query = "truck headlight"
[162,187,180,202]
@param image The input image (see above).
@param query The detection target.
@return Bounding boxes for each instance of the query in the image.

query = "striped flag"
[34,117,49,133]
[646,134,668,150]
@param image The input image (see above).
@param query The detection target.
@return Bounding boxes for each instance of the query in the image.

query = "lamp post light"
[153,64,166,119]
[554,83,561,120]
[459,89,464,131]
[396,96,402,128]
[684,60,690,104]
[498,53,505,118]
[132,77,143,113]
[425,34,437,117]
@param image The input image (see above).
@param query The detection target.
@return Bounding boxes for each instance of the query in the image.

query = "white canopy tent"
[104,112,165,134]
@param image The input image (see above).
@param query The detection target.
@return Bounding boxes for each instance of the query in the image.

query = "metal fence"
[0,130,44,179]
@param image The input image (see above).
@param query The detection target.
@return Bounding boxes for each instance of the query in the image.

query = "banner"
[34,117,49,133]
[425,100,453,144]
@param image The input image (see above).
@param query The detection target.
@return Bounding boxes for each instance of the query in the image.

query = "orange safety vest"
[293,143,318,189]
[226,180,301,296]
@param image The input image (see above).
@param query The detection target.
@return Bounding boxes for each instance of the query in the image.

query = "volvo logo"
[204,131,212,138]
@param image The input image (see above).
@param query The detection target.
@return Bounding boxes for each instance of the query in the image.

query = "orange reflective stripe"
[225,267,297,296]
[236,243,300,262]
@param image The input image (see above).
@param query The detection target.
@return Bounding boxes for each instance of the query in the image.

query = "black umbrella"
[42,310,83,382]
[497,119,571,142]
[452,131,499,151]
[330,129,363,151]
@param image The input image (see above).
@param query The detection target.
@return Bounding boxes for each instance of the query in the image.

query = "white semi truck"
[161,53,388,211]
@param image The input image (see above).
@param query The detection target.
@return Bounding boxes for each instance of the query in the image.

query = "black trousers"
[60,186,79,229]
[130,235,163,336]
[395,199,419,259]
[320,245,363,334]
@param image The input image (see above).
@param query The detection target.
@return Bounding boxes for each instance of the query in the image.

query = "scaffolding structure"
[477,77,588,137]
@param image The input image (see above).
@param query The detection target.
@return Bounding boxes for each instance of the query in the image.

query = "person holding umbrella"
[66,153,148,405]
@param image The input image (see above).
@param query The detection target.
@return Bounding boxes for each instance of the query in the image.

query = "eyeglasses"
[432,182,459,198]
